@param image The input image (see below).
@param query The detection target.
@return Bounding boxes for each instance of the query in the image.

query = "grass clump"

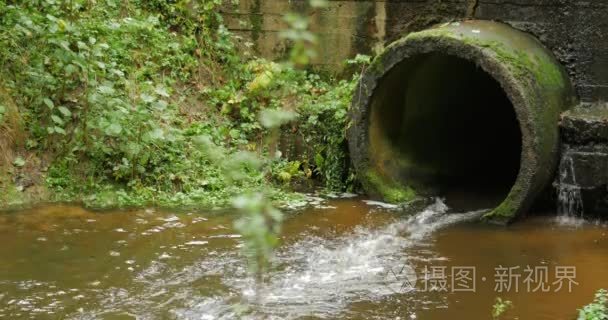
[0,0,361,209]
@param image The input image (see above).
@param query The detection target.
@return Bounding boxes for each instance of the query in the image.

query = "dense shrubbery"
[579,289,608,320]
[0,0,361,208]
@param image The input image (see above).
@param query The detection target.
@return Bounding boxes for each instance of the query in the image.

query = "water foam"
[70,199,484,320]
[222,199,484,319]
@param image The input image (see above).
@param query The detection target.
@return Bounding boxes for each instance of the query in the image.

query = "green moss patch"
[364,170,416,204]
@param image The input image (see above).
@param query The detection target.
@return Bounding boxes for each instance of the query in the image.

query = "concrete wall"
[223,0,608,103]
[223,1,388,68]
[559,103,608,216]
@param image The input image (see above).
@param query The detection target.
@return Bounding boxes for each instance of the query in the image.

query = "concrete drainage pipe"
[347,21,576,223]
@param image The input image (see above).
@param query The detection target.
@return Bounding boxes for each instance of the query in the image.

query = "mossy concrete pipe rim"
[347,20,577,224]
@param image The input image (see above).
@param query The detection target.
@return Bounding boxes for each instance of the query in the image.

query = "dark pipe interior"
[371,53,522,211]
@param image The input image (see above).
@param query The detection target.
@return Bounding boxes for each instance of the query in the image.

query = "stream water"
[556,146,584,218]
[1,197,607,319]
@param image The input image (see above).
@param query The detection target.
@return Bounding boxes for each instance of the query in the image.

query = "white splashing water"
[69,199,483,320]
[173,199,484,319]
[556,147,584,224]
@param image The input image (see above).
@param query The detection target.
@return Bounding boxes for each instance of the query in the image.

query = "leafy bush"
[492,297,513,320]
[579,289,608,320]
[0,0,360,208]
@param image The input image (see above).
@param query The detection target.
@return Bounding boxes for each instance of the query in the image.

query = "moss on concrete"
[364,170,416,204]
[348,20,576,224]
[408,23,566,92]
[482,183,523,223]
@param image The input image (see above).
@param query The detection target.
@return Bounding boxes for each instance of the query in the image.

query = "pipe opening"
[369,53,522,211]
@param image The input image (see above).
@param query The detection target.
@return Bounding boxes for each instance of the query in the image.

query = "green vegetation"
[365,170,416,203]
[0,0,362,210]
[491,297,513,320]
[578,289,608,320]
[0,0,364,300]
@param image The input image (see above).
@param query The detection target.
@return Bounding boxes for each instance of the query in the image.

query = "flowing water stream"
[556,146,584,219]
[1,197,607,319]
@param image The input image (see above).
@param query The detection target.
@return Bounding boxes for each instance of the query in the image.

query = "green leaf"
[54,126,66,135]
[229,129,240,139]
[346,54,372,66]
[43,98,54,110]
[248,71,273,93]
[51,115,64,125]
[26,139,38,149]
[51,114,64,125]
[140,93,155,103]
[154,86,170,98]
[110,68,125,77]
[147,128,164,141]
[278,171,292,182]
[125,142,142,157]
[314,153,325,168]
[259,109,297,129]
[98,85,115,95]
[13,157,25,168]
[58,106,71,117]
[106,123,122,136]
[64,64,78,75]
[77,41,89,50]
[152,100,168,110]
[58,40,71,52]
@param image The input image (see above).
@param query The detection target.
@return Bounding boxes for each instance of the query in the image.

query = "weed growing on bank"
[578,289,608,320]
[0,0,365,209]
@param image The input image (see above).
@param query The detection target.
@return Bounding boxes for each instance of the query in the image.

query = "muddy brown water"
[0,197,606,319]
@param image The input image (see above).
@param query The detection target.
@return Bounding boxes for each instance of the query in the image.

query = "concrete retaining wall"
[223,0,608,103]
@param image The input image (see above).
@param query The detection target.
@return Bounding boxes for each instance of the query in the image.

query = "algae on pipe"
[348,20,576,224]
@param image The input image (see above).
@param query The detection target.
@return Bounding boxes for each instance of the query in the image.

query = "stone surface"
[223,0,388,67]
[558,104,608,216]
[559,145,608,189]
[556,144,608,216]
[560,103,608,144]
